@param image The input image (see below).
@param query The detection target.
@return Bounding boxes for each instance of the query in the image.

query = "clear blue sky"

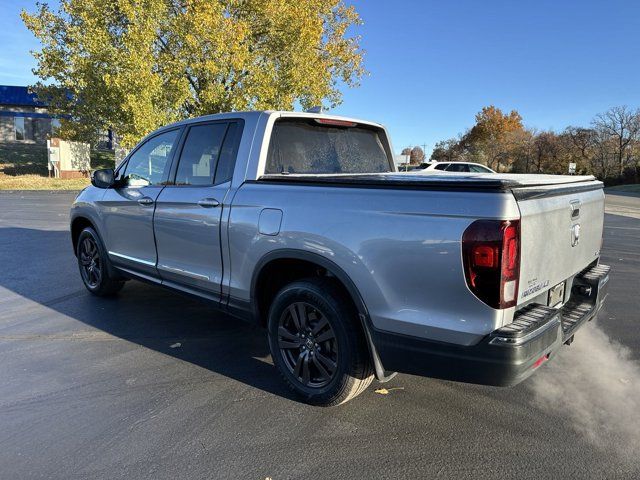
[2,0,639,154]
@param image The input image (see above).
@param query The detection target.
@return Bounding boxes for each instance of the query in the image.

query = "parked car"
[398,162,431,172]
[423,161,496,173]
[71,111,610,406]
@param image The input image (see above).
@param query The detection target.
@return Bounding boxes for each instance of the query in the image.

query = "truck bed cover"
[257,173,602,198]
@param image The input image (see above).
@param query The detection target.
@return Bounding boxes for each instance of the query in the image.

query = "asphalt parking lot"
[1,190,639,479]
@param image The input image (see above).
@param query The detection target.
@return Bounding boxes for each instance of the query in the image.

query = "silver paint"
[71,110,606,349]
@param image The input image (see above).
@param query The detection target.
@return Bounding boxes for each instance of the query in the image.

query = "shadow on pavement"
[0,226,296,402]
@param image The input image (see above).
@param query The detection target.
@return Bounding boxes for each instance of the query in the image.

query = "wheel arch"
[251,249,395,382]
[70,216,97,255]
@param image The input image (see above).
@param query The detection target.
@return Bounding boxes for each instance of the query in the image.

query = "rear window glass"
[265,119,391,174]
[470,164,491,173]
[445,163,469,172]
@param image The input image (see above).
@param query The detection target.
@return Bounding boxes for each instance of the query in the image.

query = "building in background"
[0,85,60,144]
[0,85,115,149]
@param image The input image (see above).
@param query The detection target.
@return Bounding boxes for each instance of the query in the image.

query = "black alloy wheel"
[267,278,374,406]
[79,235,102,288]
[76,227,125,296]
[277,301,339,388]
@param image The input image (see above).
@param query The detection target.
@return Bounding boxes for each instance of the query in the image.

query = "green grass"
[0,142,114,189]
[0,143,48,175]
[0,174,90,190]
[90,149,116,170]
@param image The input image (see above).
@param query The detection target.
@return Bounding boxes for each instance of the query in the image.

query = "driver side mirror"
[91,168,115,189]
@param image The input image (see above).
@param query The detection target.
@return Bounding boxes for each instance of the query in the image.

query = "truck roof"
[163,110,384,130]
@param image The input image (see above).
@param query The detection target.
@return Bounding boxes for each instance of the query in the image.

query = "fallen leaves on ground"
[374,387,405,395]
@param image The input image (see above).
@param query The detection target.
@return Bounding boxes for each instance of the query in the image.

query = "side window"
[214,122,241,184]
[14,117,25,140]
[445,163,469,172]
[434,163,448,171]
[124,129,179,186]
[175,123,228,186]
[470,165,489,173]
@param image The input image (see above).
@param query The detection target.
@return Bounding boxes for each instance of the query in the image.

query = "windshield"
[265,119,392,174]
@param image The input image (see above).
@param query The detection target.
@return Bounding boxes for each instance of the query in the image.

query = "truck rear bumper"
[373,263,610,387]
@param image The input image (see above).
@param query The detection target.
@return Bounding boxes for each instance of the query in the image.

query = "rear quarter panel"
[228,183,521,346]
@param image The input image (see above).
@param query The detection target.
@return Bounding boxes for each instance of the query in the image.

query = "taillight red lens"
[472,245,498,268]
[462,219,520,309]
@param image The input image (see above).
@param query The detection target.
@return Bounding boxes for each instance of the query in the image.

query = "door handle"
[197,198,220,208]
[137,196,154,206]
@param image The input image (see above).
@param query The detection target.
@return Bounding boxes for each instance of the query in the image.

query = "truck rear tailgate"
[513,180,605,306]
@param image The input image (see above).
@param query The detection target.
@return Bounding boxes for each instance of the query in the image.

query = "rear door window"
[266,119,392,174]
[214,122,242,184]
[445,163,470,172]
[433,163,449,171]
[175,123,228,186]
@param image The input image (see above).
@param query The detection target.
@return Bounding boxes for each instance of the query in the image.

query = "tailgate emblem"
[571,224,581,247]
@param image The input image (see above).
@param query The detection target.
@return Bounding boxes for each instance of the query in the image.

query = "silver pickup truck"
[71,111,610,405]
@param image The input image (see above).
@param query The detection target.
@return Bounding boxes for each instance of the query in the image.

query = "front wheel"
[76,227,125,296]
[267,278,374,406]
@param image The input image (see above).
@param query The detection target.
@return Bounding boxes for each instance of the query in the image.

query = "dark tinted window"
[470,164,491,173]
[214,122,241,184]
[124,129,179,186]
[445,163,470,172]
[14,117,25,140]
[175,123,227,185]
[266,120,391,174]
[433,163,448,171]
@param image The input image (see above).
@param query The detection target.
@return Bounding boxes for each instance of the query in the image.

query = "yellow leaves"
[374,387,405,395]
[22,0,365,148]
[473,105,524,140]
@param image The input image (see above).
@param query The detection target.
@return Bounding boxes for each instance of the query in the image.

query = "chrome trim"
[489,316,561,346]
[197,198,220,208]
[158,264,210,281]
[108,251,156,267]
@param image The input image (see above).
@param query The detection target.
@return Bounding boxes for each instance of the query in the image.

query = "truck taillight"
[462,219,520,309]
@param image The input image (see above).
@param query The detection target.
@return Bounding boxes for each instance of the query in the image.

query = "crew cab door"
[153,121,242,299]
[100,128,181,278]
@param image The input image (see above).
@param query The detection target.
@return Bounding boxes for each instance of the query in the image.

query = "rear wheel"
[267,278,374,406]
[76,227,125,296]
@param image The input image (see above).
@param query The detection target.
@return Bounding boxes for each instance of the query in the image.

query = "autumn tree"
[565,126,597,173]
[461,106,524,171]
[509,129,536,173]
[592,106,640,176]
[22,0,365,147]
[430,138,460,162]
[409,146,425,164]
[429,105,640,181]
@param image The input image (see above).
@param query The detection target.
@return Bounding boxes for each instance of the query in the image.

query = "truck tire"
[267,278,374,406]
[76,227,125,296]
